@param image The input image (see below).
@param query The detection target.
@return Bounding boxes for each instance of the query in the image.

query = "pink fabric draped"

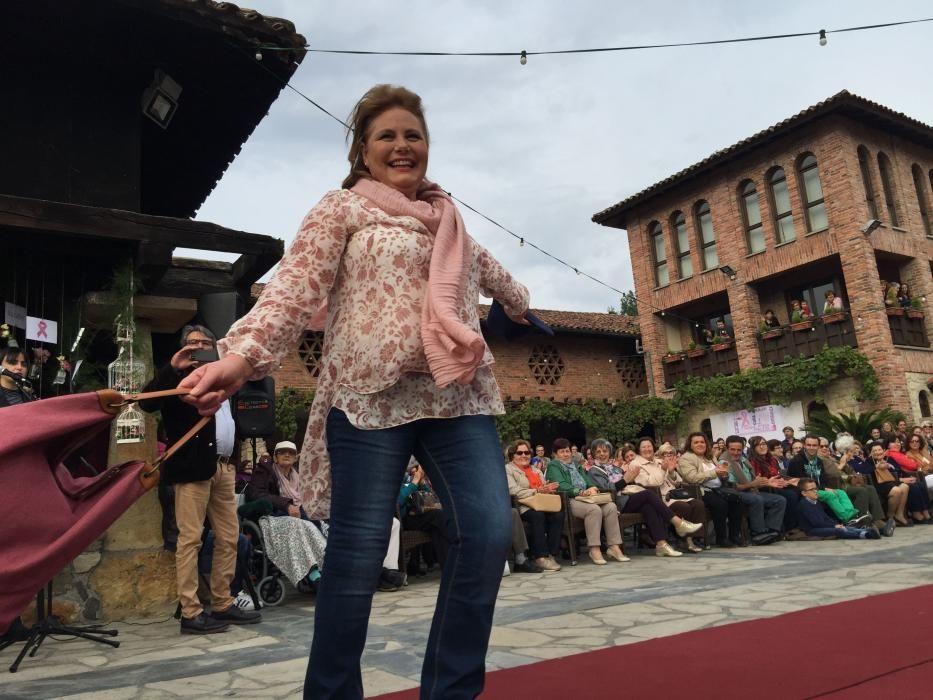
[0,392,153,634]
[350,178,485,388]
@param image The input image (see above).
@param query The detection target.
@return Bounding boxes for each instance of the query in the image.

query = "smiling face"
[594,445,610,462]
[690,435,707,457]
[362,107,428,199]
[638,439,654,459]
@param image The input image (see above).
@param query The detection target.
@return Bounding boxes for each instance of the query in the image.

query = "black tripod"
[2,581,120,673]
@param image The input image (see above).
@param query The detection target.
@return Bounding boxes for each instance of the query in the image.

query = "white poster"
[708,401,805,442]
[4,302,26,329]
[26,316,58,344]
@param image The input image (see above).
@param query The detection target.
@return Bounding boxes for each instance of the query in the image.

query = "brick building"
[593,90,933,425]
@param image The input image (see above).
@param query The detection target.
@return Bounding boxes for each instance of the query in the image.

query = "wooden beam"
[0,193,283,256]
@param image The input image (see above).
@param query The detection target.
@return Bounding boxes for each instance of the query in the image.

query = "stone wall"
[30,323,178,626]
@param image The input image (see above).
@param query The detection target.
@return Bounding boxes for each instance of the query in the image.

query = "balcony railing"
[757,315,857,365]
[662,342,740,389]
[886,310,929,348]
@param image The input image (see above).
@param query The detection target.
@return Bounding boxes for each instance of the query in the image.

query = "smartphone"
[191,348,219,364]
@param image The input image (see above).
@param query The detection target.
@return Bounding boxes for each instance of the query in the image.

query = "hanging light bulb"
[519,237,524,247]
[818,29,827,46]
[520,50,527,66]
[255,49,264,60]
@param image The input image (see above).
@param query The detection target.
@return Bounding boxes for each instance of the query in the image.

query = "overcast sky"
[190,0,933,313]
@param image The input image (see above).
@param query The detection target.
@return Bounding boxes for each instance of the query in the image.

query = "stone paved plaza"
[5,527,933,699]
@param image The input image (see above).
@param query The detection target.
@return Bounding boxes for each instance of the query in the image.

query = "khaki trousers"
[174,462,238,619]
[569,499,622,546]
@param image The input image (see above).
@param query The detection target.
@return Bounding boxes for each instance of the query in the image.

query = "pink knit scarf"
[351,178,486,388]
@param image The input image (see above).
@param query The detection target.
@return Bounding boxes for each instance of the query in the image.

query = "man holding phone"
[140,324,260,634]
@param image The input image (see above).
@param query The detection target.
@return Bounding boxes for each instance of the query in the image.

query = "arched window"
[806,400,829,423]
[670,211,692,278]
[768,167,796,243]
[797,154,828,232]
[920,391,931,418]
[700,418,712,443]
[912,164,932,237]
[739,180,765,253]
[649,221,668,286]
[694,201,718,270]
[857,146,878,219]
[877,152,901,226]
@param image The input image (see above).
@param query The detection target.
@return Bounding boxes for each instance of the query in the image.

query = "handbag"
[621,484,645,495]
[874,466,895,484]
[667,488,693,501]
[575,492,612,505]
[517,493,562,512]
[408,489,442,515]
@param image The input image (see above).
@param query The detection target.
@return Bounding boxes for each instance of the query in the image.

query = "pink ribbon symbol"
[36,321,48,339]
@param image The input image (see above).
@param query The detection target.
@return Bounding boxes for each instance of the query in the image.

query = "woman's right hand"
[179,353,253,415]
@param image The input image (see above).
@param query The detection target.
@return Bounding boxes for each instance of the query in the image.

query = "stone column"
[51,322,178,624]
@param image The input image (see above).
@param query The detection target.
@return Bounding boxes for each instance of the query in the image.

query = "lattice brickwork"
[528,344,564,385]
[297,331,325,378]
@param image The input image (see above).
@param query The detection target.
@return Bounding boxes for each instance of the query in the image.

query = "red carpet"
[375,584,933,699]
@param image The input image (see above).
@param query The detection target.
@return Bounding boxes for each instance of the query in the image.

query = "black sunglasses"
[514,450,532,456]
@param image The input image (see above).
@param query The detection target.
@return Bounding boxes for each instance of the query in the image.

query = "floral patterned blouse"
[219,189,529,519]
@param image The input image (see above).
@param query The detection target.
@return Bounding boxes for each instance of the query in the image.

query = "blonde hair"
[342,85,429,190]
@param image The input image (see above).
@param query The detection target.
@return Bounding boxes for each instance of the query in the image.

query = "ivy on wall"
[495,396,681,445]
[495,346,879,443]
[275,387,315,442]
[672,345,879,411]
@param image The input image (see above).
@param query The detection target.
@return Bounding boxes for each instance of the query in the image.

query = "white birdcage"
[115,404,145,444]
[113,313,134,344]
[107,348,145,395]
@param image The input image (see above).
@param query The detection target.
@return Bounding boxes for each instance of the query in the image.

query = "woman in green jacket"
[546,438,627,565]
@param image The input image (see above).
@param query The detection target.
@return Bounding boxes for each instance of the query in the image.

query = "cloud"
[195,0,933,311]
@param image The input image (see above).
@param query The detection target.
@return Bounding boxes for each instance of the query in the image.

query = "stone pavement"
[6,526,933,699]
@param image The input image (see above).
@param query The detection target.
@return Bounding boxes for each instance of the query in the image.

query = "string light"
[256,17,932,60]
[233,44,776,337]
[255,49,263,60]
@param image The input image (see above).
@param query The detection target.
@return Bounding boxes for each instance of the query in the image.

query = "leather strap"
[143,414,212,479]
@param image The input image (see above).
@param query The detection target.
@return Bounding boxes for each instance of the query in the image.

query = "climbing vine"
[275,387,315,441]
[673,345,879,410]
[495,396,680,445]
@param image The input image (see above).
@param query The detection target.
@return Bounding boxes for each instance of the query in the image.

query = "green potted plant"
[710,334,733,351]
[758,321,783,340]
[821,307,848,325]
[686,340,706,358]
[908,297,925,319]
[790,309,814,331]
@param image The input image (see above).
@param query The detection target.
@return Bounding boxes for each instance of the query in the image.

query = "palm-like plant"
[803,408,906,444]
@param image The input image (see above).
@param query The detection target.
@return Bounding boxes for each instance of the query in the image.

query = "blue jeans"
[806,526,864,539]
[305,409,512,699]
[736,490,786,534]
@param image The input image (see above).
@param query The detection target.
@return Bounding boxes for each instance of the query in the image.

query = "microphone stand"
[3,582,120,673]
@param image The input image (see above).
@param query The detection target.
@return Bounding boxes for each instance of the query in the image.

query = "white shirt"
[214,400,235,458]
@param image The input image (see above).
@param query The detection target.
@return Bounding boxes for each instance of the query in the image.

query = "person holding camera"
[140,324,261,634]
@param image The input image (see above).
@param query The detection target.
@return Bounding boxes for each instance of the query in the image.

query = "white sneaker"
[233,591,255,610]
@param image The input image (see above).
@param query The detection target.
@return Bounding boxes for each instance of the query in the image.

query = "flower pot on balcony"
[886,307,905,317]
[712,341,734,352]
[789,320,814,332]
[686,348,707,359]
[821,311,848,325]
[760,328,783,340]
[907,309,925,319]
[664,353,684,364]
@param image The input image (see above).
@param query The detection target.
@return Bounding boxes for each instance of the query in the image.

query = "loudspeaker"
[234,377,276,438]
[197,292,244,339]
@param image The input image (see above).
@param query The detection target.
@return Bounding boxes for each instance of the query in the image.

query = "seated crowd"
[495,418,933,573]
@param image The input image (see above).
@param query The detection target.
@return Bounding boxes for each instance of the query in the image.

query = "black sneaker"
[513,559,543,574]
[377,568,404,592]
[211,606,262,625]
[751,532,779,546]
[864,526,882,540]
[180,613,230,635]
[846,514,872,529]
